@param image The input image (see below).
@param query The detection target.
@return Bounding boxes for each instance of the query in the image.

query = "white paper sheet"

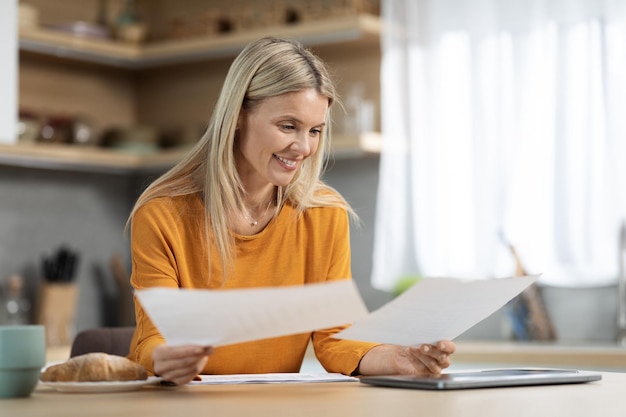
[334,275,538,346]
[135,280,368,347]
[189,373,357,385]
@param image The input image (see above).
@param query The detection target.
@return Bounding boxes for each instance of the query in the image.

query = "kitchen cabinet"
[9,2,382,174]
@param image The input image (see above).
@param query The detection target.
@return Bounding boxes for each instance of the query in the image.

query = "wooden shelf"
[0,133,381,174]
[19,14,381,69]
[15,13,382,170]
[0,143,189,175]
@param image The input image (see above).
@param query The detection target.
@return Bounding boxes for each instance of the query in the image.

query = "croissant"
[41,352,148,382]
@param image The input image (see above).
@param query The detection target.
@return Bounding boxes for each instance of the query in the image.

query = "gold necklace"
[241,197,273,226]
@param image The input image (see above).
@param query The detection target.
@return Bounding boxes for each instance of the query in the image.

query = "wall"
[0,166,144,329]
[19,56,136,132]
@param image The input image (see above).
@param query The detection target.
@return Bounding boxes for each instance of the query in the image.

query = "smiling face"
[235,88,329,190]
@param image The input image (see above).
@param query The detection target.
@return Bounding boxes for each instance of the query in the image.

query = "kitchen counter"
[46,339,626,372]
[453,340,626,372]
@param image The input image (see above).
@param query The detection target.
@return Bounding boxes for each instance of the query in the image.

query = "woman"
[127,36,455,385]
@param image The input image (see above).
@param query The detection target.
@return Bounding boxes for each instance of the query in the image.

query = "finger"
[403,345,438,374]
[417,345,443,374]
[153,345,212,371]
[156,352,210,376]
[437,340,456,354]
[153,345,213,379]
[153,345,212,361]
[431,341,454,369]
[161,356,209,386]
[156,354,204,373]
[421,344,452,367]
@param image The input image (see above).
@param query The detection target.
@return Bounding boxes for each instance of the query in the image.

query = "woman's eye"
[280,124,295,130]
[310,128,322,135]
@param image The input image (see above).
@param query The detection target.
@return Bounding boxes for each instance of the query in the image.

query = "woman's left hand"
[356,340,456,376]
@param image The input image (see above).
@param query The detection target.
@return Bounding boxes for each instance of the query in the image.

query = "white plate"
[39,376,162,393]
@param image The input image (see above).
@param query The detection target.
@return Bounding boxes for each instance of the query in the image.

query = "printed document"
[137,275,536,349]
[334,275,538,345]
[189,373,357,385]
[135,279,368,347]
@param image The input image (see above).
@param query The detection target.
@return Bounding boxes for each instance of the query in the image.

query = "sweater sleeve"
[127,200,180,374]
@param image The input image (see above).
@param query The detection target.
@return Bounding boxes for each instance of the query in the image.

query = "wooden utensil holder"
[36,283,78,347]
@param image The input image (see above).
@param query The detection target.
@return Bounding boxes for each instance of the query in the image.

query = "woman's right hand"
[152,344,214,385]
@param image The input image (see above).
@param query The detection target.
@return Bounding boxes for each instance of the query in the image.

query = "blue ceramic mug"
[0,325,46,399]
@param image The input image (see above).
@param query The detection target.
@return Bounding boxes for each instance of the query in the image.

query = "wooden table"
[3,371,625,417]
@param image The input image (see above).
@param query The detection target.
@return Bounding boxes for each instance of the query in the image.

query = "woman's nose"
[291,132,312,156]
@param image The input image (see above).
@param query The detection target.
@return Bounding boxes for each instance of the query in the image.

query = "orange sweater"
[128,192,377,375]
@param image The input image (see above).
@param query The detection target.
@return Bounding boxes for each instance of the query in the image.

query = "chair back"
[70,327,135,357]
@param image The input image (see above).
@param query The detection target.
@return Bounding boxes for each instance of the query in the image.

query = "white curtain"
[372,0,626,291]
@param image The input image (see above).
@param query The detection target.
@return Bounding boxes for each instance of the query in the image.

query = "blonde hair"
[127,36,355,278]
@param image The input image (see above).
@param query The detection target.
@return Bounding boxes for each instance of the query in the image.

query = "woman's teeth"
[274,154,296,166]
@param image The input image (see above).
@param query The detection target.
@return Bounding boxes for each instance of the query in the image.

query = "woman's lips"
[274,154,298,170]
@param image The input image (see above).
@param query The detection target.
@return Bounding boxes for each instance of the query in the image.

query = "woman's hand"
[357,340,456,376]
[152,344,213,385]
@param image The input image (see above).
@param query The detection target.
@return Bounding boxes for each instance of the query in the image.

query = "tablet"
[359,369,602,390]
